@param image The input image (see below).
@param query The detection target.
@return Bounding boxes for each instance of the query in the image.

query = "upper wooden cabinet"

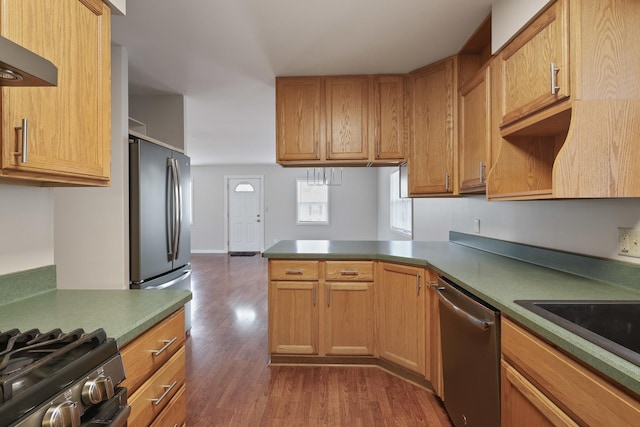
[407,57,457,196]
[499,1,569,127]
[488,0,640,199]
[275,77,322,162]
[0,0,111,186]
[458,15,492,194]
[275,75,406,166]
[372,75,406,161]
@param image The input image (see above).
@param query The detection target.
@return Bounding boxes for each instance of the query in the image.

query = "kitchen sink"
[514,300,640,366]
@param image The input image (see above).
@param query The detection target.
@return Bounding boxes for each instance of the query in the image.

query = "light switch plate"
[617,228,640,258]
[473,219,480,234]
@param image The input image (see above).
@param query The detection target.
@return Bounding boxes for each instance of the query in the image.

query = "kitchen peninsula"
[263,234,640,425]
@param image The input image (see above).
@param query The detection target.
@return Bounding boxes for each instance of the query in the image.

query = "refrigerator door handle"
[174,158,183,260]
[169,158,180,261]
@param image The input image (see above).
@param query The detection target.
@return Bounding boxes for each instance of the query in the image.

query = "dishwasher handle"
[436,286,493,331]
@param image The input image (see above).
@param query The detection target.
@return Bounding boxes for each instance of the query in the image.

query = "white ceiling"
[111,0,493,165]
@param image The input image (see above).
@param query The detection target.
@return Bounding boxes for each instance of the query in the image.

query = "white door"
[228,177,264,252]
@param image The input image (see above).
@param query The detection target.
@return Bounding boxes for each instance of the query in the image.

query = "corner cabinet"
[377,262,426,375]
[120,308,187,427]
[488,0,640,199]
[501,317,640,426]
[407,57,457,196]
[0,0,111,186]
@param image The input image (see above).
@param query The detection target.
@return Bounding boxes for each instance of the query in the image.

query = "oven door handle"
[104,404,131,427]
[436,287,493,331]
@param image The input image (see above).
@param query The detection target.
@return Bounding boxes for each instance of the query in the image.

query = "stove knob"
[42,401,80,427]
[82,374,115,405]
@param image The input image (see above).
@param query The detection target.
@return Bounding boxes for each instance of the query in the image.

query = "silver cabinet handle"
[13,118,28,163]
[340,270,359,276]
[479,160,485,184]
[285,269,303,275]
[312,285,317,306]
[550,63,560,94]
[327,286,331,307]
[377,140,381,157]
[445,172,450,191]
[314,141,319,158]
[151,380,178,406]
[416,272,421,295]
[150,337,178,356]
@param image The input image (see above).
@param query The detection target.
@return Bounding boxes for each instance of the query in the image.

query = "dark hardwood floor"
[186,254,452,426]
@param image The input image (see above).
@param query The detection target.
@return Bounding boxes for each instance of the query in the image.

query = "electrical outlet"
[473,219,481,234]
[617,228,640,258]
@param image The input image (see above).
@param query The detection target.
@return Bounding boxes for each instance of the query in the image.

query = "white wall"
[377,168,640,264]
[491,0,549,52]
[53,45,130,289]
[129,95,185,150]
[192,165,379,252]
[0,185,54,275]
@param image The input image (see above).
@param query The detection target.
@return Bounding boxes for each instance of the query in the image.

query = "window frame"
[296,178,330,225]
[390,169,413,238]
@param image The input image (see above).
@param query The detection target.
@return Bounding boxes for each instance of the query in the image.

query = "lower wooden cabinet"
[377,262,426,376]
[269,280,319,355]
[501,317,640,427]
[120,308,186,427]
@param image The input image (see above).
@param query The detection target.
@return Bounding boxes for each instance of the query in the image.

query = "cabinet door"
[269,281,319,355]
[372,75,405,160]
[325,282,374,356]
[501,360,578,427]
[325,76,369,160]
[377,263,426,375]
[500,0,569,126]
[407,58,455,195]
[275,77,322,161]
[459,66,490,193]
[1,0,110,185]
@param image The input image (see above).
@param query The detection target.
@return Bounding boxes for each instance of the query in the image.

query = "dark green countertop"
[263,239,640,396]
[0,289,192,347]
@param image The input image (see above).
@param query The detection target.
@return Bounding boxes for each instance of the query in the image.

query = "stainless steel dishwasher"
[437,276,500,427]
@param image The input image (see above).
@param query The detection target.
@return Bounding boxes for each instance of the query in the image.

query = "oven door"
[81,388,130,427]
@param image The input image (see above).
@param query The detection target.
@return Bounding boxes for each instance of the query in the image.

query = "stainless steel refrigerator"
[129,134,192,331]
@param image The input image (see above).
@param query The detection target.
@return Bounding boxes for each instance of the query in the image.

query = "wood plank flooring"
[186,254,452,426]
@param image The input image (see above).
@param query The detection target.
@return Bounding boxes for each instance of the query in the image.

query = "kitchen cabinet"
[377,262,426,375]
[488,0,640,199]
[324,261,375,356]
[275,77,322,162]
[121,308,186,427]
[457,15,492,194]
[0,0,111,186]
[406,57,457,196]
[425,270,443,398]
[501,317,640,426]
[268,260,320,355]
[275,75,406,166]
[371,75,406,161]
[324,76,369,161]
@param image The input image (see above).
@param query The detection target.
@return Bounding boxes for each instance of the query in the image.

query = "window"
[297,179,329,224]
[390,169,412,237]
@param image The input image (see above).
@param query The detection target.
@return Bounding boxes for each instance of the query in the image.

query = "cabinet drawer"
[270,260,319,280]
[325,261,374,281]
[150,383,186,427]
[120,309,185,394]
[502,318,640,426]
[129,346,186,427]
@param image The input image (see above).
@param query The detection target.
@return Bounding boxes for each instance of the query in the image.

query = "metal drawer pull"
[340,270,359,276]
[151,380,178,406]
[14,118,28,163]
[550,63,560,94]
[150,337,178,356]
[285,269,303,275]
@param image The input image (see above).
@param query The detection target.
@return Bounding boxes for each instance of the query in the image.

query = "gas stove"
[0,328,128,427]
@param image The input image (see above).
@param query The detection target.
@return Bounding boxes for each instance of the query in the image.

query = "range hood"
[0,36,57,86]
